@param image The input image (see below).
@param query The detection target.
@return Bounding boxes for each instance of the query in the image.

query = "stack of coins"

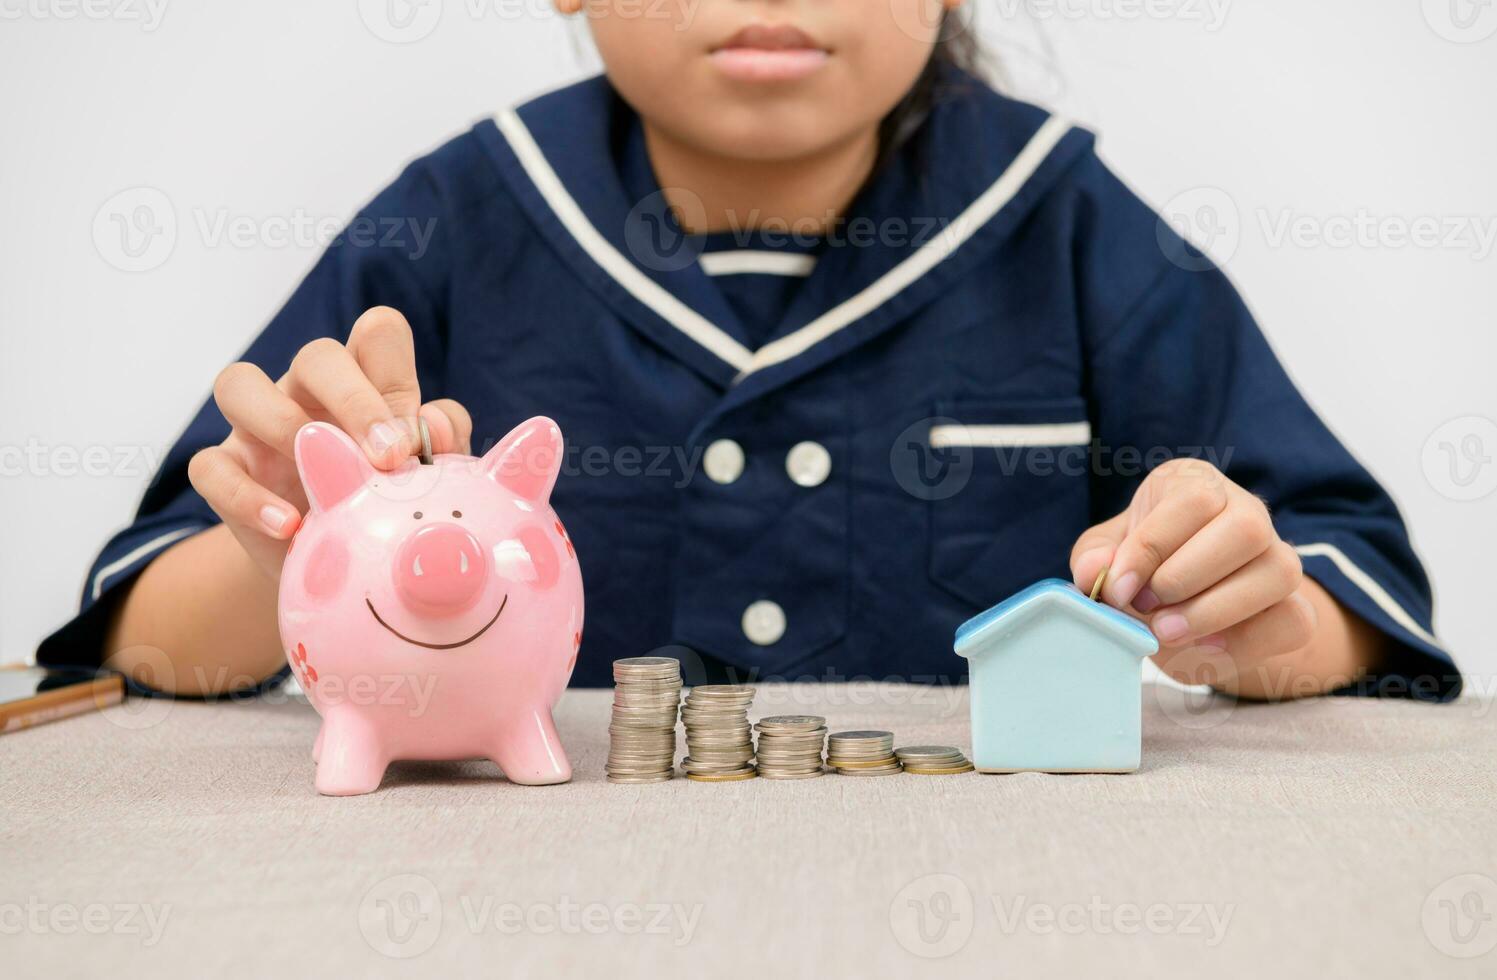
[753,716,828,779]
[605,657,683,784]
[895,745,975,775]
[826,731,902,776]
[679,685,757,782]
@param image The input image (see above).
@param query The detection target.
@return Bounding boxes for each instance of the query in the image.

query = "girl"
[41,0,1458,702]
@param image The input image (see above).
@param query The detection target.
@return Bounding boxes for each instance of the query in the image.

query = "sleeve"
[35,161,453,687]
[1070,155,1460,702]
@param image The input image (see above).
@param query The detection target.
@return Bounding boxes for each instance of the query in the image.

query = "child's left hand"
[1069,458,1319,683]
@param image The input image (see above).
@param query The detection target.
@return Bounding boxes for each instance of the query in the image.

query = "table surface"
[5,682,1496,980]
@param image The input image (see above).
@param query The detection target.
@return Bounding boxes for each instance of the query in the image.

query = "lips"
[711,23,830,83]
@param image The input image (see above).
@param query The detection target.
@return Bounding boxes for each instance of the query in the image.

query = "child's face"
[557,0,963,161]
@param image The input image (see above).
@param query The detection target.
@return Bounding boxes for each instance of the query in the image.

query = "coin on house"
[1090,565,1110,602]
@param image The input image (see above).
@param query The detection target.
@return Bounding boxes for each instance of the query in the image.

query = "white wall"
[2,1,1493,685]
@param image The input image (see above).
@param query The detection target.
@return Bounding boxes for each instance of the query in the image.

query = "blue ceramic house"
[954,579,1159,774]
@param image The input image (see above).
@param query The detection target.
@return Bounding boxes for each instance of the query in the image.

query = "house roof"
[953,578,1159,660]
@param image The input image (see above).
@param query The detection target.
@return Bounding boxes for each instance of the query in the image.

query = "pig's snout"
[395,523,488,613]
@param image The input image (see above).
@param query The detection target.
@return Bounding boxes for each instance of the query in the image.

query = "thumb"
[1069,510,1129,597]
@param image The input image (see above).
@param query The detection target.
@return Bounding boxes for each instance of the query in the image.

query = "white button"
[703,439,745,485]
[742,600,786,646]
[785,441,832,488]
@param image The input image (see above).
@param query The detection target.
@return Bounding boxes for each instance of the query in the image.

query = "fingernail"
[1133,587,1161,614]
[260,505,292,536]
[367,421,402,458]
[1110,571,1141,607]
[1154,613,1190,644]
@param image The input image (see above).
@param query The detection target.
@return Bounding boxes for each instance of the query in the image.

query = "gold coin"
[685,770,759,782]
[1090,565,1110,602]
[903,765,976,775]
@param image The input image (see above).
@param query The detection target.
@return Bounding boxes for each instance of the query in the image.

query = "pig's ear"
[481,417,564,503]
[294,423,375,512]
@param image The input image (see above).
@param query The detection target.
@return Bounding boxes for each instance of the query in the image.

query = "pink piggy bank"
[277,417,583,796]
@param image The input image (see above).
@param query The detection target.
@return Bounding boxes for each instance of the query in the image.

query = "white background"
[1,1,1493,684]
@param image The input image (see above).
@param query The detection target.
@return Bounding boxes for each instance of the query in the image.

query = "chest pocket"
[923,398,1094,609]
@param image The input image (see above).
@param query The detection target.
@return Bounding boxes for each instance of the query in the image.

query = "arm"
[1227,577,1389,701]
[104,525,283,696]
[102,309,473,697]
[39,163,462,696]
[1062,153,1457,702]
[1070,457,1391,701]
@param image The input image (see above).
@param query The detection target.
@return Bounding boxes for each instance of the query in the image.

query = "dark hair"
[878,9,984,164]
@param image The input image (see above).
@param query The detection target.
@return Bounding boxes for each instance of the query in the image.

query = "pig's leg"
[314,714,390,796]
[312,725,324,763]
[490,707,572,785]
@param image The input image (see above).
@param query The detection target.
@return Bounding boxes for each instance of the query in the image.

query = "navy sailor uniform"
[40,71,1461,700]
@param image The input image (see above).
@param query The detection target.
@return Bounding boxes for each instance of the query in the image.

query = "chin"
[678,107,869,164]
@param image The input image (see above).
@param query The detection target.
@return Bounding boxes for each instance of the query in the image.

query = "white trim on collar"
[699,251,818,278]
[735,114,1073,383]
[494,109,754,373]
[494,107,1072,383]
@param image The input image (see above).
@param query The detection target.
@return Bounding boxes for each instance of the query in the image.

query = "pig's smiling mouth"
[365,595,508,651]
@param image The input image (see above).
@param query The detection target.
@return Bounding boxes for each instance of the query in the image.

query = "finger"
[188,445,301,539]
[1142,492,1276,610]
[284,338,410,468]
[1152,592,1318,689]
[1107,470,1229,608]
[420,399,473,455]
[213,362,315,458]
[1148,542,1303,645]
[346,307,422,420]
[1069,511,1128,595]
[1218,592,1319,664]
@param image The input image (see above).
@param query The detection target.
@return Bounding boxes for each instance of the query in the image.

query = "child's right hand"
[188,307,472,579]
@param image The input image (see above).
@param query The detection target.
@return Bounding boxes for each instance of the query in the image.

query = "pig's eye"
[452,510,462,519]
[413,511,423,520]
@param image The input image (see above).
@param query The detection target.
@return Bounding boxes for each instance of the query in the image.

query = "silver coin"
[615,656,680,669]
[678,682,756,785]
[417,416,434,465]
[894,745,968,760]
[607,658,684,785]
[756,769,825,779]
